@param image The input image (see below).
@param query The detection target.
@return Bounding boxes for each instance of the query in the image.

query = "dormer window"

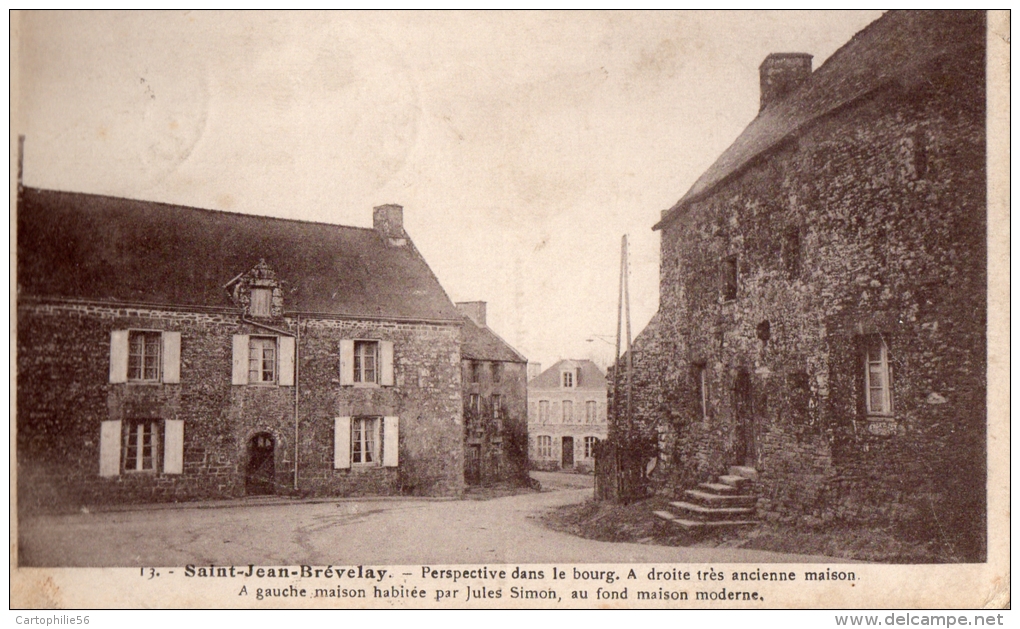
[562,370,574,388]
[250,288,273,317]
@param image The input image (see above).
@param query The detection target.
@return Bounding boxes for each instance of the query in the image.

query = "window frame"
[562,370,574,388]
[583,436,599,459]
[538,400,550,424]
[128,330,163,383]
[490,362,503,384]
[562,399,573,423]
[353,340,380,385]
[491,394,502,419]
[864,336,893,417]
[250,287,273,317]
[248,336,278,385]
[721,255,738,301]
[123,419,161,473]
[694,362,709,421]
[351,416,382,466]
[537,435,553,458]
[470,361,481,384]
[585,400,597,424]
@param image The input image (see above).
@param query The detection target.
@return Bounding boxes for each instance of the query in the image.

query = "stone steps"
[654,467,760,531]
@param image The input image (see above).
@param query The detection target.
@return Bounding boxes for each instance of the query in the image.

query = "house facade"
[17,188,467,512]
[457,301,530,486]
[611,11,987,560]
[528,360,607,472]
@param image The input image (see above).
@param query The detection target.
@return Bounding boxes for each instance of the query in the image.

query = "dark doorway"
[246,432,276,495]
[561,436,574,468]
[465,444,482,485]
[733,369,756,466]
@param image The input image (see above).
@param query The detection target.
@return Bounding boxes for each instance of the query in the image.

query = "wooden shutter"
[334,416,352,469]
[109,330,129,383]
[163,420,184,474]
[99,420,122,477]
[380,341,395,386]
[339,340,355,385]
[162,331,181,384]
[232,334,249,385]
[383,416,399,467]
[278,336,296,386]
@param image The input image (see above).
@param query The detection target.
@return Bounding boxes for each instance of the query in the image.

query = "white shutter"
[383,416,399,467]
[109,331,129,383]
[163,420,184,474]
[162,332,181,384]
[232,334,249,385]
[278,336,295,386]
[334,416,352,469]
[99,420,122,477]
[339,340,355,385]
[380,341,395,386]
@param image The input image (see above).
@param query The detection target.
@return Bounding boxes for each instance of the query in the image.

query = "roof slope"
[460,316,527,363]
[16,187,462,322]
[529,359,606,391]
[655,10,985,229]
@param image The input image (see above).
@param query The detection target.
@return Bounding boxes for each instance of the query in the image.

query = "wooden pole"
[623,235,633,440]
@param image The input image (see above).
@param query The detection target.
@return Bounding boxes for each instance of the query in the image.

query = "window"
[248,336,277,384]
[562,400,573,423]
[470,361,481,383]
[585,400,597,423]
[123,420,160,472]
[864,336,893,416]
[694,362,708,420]
[490,362,503,384]
[562,370,574,388]
[722,255,738,301]
[351,417,381,465]
[584,436,599,459]
[469,393,481,414]
[491,394,502,419]
[128,331,162,382]
[538,400,550,424]
[250,288,273,317]
[782,228,801,278]
[537,435,553,458]
[354,341,379,384]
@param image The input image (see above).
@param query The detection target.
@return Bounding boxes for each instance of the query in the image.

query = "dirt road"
[19,472,837,566]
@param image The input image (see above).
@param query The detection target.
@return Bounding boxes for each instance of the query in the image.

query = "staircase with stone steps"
[654,466,760,531]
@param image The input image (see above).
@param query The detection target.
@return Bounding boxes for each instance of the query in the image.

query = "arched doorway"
[733,369,756,467]
[246,432,276,495]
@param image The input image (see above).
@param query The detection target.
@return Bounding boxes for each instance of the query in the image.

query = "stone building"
[528,360,607,472]
[611,11,987,560]
[16,187,469,511]
[457,301,530,486]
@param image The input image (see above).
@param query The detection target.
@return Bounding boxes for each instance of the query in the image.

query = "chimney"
[527,363,542,381]
[759,53,812,112]
[373,204,406,246]
[456,301,487,327]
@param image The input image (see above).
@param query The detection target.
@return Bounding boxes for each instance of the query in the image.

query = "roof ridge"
[21,186,379,233]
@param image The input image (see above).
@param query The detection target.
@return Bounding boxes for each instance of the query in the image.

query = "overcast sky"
[15,10,884,371]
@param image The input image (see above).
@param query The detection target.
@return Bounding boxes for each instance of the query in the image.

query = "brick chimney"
[373,204,406,246]
[759,53,812,112]
[456,301,487,327]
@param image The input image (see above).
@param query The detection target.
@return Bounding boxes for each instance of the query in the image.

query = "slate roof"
[529,359,606,391]
[16,187,463,322]
[460,316,527,363]
[654,10,985,230]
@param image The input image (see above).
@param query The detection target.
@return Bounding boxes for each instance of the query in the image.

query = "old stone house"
[16,187,468,511]
[457,301,530,486]
[611,11,987,560]
[528,360,607,472]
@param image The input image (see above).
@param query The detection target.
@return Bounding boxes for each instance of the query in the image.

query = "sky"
[14,10,884,371]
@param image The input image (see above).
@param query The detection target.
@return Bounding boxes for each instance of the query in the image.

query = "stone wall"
[614,47,986,560]
[16,301,465,512]
[461,359,530,486]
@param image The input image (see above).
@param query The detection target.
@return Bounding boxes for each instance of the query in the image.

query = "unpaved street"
[19,473,836,566]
